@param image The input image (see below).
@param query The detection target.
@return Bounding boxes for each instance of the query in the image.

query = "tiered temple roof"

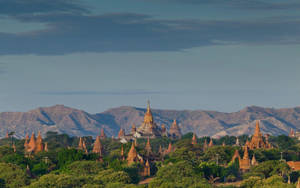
[249,120,268,149]
[136,101,163,138]
[169,119,182,139]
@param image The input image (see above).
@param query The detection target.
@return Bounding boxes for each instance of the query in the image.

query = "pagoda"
[191,133,197,145]
[27,133,36,153]
[136,101,163,138]
[208,138,214,147]
[249,120,267,149]
[100,128,106,139]
[145,137,152,156]
[127,142,139,165]
[239,146,250,171]
[168,119,182,139]
[35,131,44,153]
[92,136,103,156]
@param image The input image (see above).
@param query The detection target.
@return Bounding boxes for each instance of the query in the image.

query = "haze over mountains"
[0,104,299,138]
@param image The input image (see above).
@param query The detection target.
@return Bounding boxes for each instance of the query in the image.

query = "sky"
[0,0,299,113]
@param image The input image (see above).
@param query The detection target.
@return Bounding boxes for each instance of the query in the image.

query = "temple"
[168,119,182,139]
[119,101,182,140]
[248,120,271,149]
[136,101,163,138]
[25,132,46,154]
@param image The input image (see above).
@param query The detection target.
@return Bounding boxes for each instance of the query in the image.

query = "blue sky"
[0,0,299,113]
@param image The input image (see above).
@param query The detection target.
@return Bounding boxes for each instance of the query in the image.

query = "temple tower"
[35,131,44,153]
[100,128,106,139]
[27,133,36,153]
[136,101,162,138]
[249,120,266,149]
[145,137,152,156]
[92,136,103,156]
[127,142,138,165]
[169,119,182,139]
[78,137,84,150]
[192,133,197,145]
[208,138,214,147]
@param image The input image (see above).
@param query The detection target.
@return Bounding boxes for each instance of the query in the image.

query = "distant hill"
[1,104,300,138]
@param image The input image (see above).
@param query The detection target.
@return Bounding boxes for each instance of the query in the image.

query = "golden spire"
[27,132,36,153]
[254,120,261,136]
[222,141,226,146]
[192,133,197,145]
[145,137,152,155]
[144,100,153,124]
[251,154,257,166]
[208,138,214,147]
[165,142,173,154]
[92,136,103,156]
[127,142,138,165]
[144,160,151,176]
[243,146,249,160]
[78,137,83,150]
[82,140,88,154]
[35,131,44,153]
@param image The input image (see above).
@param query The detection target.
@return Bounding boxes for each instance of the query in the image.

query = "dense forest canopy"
[0,132,299,187]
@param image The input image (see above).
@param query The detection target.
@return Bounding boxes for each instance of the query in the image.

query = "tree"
[149,161,211,188]
[243,160,291,179]
[0,163,29,188]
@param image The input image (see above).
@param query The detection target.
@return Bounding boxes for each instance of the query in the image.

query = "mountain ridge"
[1,104,300,138]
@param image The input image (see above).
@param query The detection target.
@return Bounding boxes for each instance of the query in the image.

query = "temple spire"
[208,138,214,147]
[78,137,83,150]
[192,133,197,145]
[35,131,44,153]
[243,146,249,160]
[145,137,152,155]
[100,128,106,139]
[92,136,103,156]
[127,142,138,165]
[27,132,36,153]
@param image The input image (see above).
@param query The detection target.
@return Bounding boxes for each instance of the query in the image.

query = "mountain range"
[0,104,300,138]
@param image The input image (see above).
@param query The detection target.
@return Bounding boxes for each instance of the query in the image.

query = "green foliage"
[94,169,131,184]
[270,135,296,150]
[149,161,211,188]
[0,162,29,188]
[241,175,294,188]
[201,146,235,164]
[27,174,93,188]
[57,148,85,168]
[62,161,106,175]
[199,161,226,183]
[243,160,291,179]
